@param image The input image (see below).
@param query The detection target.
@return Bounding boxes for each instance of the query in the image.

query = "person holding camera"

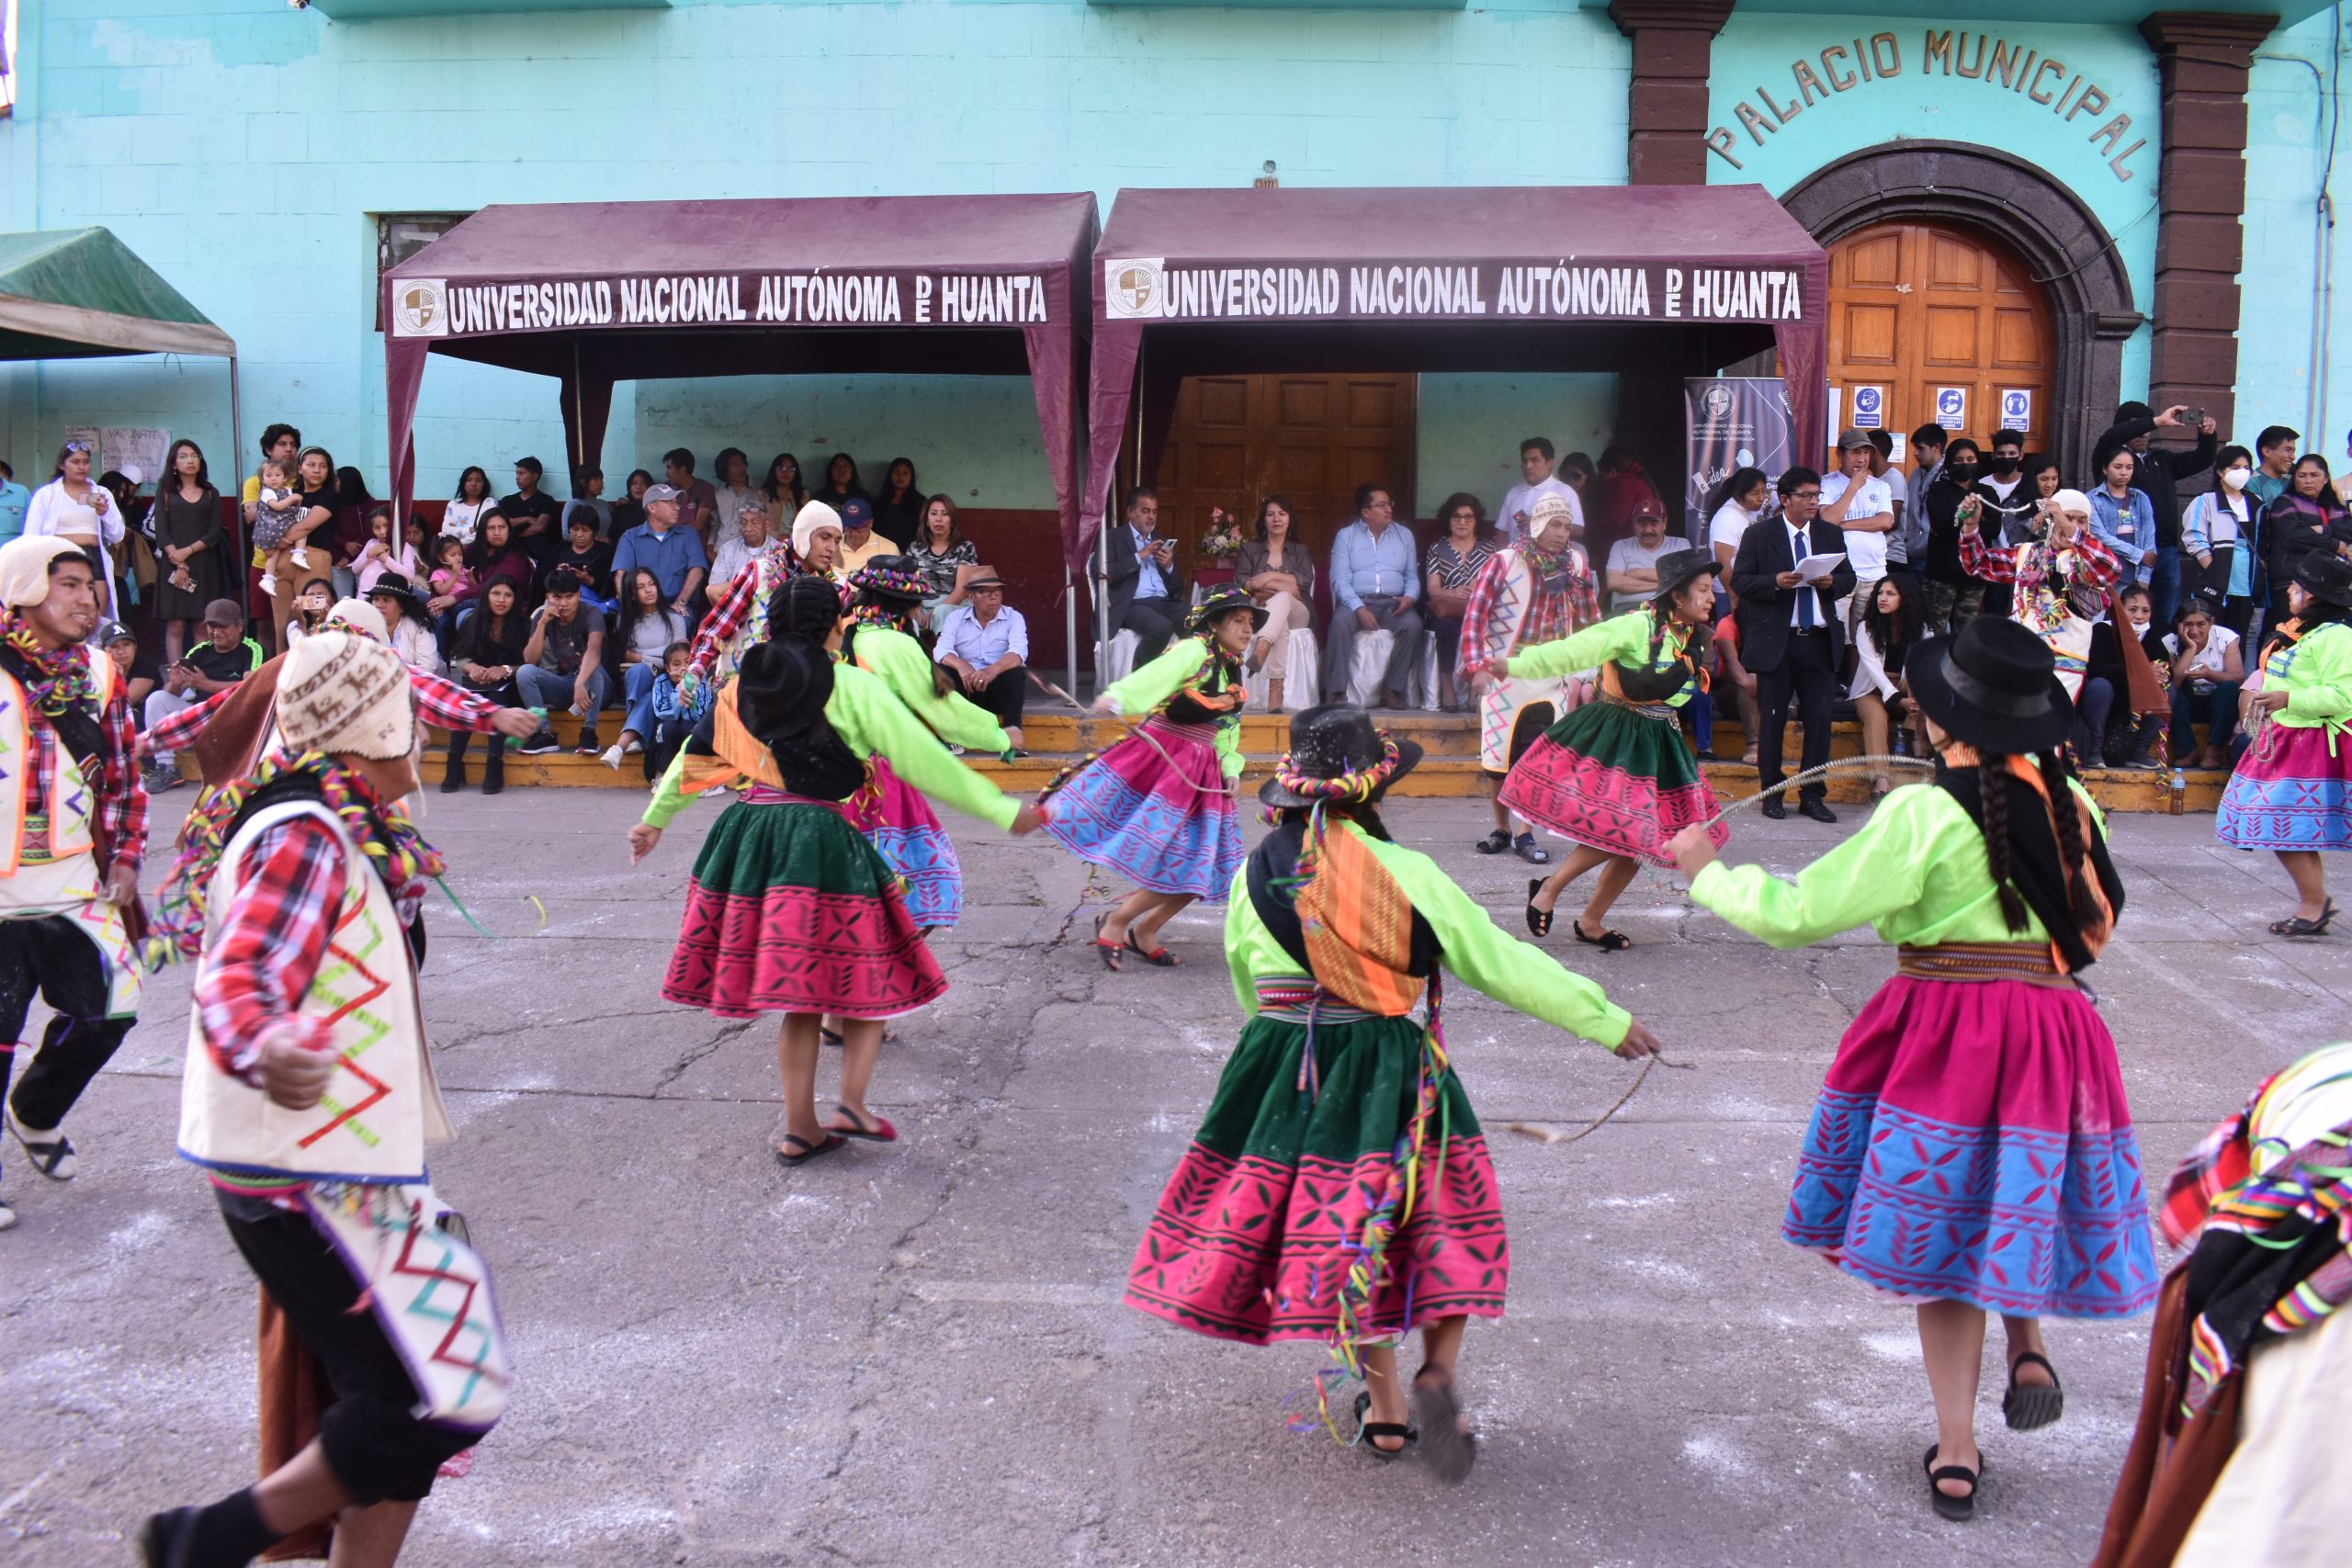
[2094,400,2220,626]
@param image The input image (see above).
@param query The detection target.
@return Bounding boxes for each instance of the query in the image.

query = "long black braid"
[1976,750,2031,933]
[2037,749,2105,932]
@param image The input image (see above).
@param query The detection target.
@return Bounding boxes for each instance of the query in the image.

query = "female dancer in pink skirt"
[1042,586,1262,970]
[1669,616,2155,1522]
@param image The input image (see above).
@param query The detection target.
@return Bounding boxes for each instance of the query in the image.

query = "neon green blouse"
[1508,607,1698,706]
[2264,620,2352,734]
[850,623,1006,754]
[1222,818,1632,1049]
[1688,779,2105,949]
[1102,634,1246,780]
[643,660,1019,831]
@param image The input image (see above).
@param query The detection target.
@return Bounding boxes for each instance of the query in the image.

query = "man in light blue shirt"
[1095,486,1184,669]
[1320,483,1423,707]
[611,483,709,614]
[934,572,1029,753]
[0,461,29,547]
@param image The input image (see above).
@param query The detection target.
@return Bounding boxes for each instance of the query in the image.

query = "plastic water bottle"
[2169,767,2187,816]
[508,706,548,750]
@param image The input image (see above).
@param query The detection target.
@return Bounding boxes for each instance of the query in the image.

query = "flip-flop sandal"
[775,1133,846,1167]
[1125,930,1182,966]
[2002,1351,2064,1431]
[827,1105,898,1144]
[1572,922,1633,953]
[1093,912,1125,972]
[8,1112,76,1181]
[1474,829,1511,855]
[1923,1443,1981,1521]
[1524,878,1554,938]
[1412,1370,1477,1483]
[1351,1391,1418,1461]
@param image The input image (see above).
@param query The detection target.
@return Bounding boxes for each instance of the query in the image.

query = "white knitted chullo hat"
[276,632,414,762]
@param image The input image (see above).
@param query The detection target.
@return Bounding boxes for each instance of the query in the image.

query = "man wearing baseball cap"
[837,495,890,575]
[141,598,263,793]
[612,480,708,620]
[1821,427,1894,628]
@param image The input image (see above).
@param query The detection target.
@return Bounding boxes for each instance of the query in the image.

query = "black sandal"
[1351,1391,1417,1461]
[1092,912,1124,972]
[1512,832,1552,866]
[2002,1351,2064,1431]
[1412,1367,1477,1483]
[1125,930,1182,966]
[1572,920,1633,953]
[1524,878,1554,938]
[8,1112,76,1181]
[2268,903,2335,938]
[1475,829,1511,855]
[1923,1443,1980,1521]
[775,1133,846,1167]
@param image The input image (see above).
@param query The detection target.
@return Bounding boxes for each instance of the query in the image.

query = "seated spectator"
[1419,493,1491,711]
[708,502,772,601]
[502,456,564,568]
[816,453,869,513]
[910,494,979,631]
[462,513,537,625]
[1320,482,1421,708]
[609,468,654,539]
[547,511,616,605]
[645,640,709,780]
[1097,486,1183,669]
[612,482,709,615]
[1582,443,1663,565]
[284,576,334,646]
[1237,493,1318,711]
[142,598,260,790]
[2080,582,2164,768]
[662,448,718,547]
[933,572,1027,754]
[366,572,447,678]
[1710,608,1758,766]
[1604,497,1675,613]
[442,466,494,545]
[601,568,691,769]
[443,578,528,795]
[1557,451,1597,495]
[1849,573,1927,798]
[516,567,610,756]
[563,465,613,539]
[836,497,891,574]
[353,502,419,597]
[712,447,759,550]
[102,620,158,708]
[760,453,808,531]
[872,457,925,547]
[2162,590,2245,768]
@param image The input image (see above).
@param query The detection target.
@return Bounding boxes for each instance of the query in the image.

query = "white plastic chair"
[1243,631,1319,712]
[1095,629,1139,692]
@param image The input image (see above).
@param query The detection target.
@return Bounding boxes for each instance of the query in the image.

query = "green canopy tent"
[0,225,243,575]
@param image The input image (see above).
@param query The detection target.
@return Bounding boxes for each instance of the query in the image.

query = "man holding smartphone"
[141,600,261,792]
[1098,486,1185,668]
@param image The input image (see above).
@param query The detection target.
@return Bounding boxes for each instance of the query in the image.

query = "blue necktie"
[1794,527,1816,628]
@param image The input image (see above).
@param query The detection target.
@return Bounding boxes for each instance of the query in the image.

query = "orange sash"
[1294,818,1423,1017]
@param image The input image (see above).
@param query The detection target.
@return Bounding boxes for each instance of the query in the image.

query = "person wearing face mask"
[1920,438,2000,633]
[2183,446,2262,641]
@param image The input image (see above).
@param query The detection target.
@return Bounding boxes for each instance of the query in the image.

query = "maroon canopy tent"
[1077,183,1828,572]
[382,192,1097,556]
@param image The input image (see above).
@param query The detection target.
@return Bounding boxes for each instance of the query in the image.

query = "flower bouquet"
[1197,507,1245,563]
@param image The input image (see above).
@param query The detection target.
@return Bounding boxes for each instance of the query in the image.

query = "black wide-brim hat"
[734,638,830,745]
[1257,701,1425,808]
[365,571,433,624]
[1189,584,1269,637]
[2291,551,2352,607]
[1653,547,1722,602]
[848,554,931,605]
[1905,615,2074,753]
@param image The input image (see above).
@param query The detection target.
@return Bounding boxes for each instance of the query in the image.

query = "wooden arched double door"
[1828,221,2055,456]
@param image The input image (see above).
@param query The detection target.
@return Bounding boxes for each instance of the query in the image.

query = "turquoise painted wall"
[1416,371,1618,518]
[2237,10,2351,456]
[1706,15,2163,406]
[0,0,1631,503]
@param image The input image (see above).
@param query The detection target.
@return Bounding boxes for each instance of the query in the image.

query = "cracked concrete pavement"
[4,791,2346,1566]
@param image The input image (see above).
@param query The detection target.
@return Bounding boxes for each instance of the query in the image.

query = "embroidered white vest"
[0,647,115,881]
[178,799,450,1184]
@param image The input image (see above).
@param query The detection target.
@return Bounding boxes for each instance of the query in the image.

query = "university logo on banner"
[1936,387,1969,431]
[391,279,449,338]
[1102,258,1166,321]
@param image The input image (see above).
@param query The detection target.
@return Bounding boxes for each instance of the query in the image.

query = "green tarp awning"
[0,227,235,361]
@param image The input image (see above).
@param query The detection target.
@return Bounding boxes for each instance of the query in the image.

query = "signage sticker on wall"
[2000,389,2033,430]
[1828,386,1842,433]
[1935,387,1969,431]
[1850,385,1885,430]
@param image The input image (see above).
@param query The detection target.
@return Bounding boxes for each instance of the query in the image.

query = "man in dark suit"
[1732,465,1856,822]
[1093,485,1185,674]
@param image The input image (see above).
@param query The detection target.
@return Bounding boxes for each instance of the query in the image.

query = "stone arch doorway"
[1828,221,2058,459]
[1778,141,2140,478]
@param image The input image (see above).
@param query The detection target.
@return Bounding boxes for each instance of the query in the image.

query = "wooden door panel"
[1272,378,1329,429]
[1193,377,1250,428]
[1828,222,2054,457]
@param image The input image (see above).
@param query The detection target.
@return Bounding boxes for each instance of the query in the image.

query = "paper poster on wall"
[1889,433,1908,465]
[1935,388,1969,431]
[62,425,99,464]
[1849,385,1885,430]
[1828,386,1842,436]
[1999,389,2033,431]
[102,427,171,487]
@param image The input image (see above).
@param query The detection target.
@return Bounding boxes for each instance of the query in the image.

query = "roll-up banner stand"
[1683,376,1796,544]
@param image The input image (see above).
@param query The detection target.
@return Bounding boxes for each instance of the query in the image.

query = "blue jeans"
[516,663,612,737]
[2169,680,2241,757]
[620,662,662,739]
[2146,546,2182,626]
